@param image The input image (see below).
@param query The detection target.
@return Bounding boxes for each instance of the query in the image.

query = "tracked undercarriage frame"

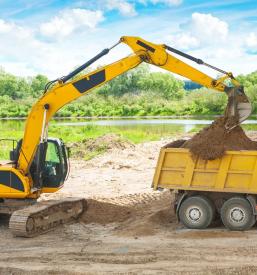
[0,198,87,237]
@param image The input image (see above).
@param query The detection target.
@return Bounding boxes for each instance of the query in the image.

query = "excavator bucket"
[225,86,252,129]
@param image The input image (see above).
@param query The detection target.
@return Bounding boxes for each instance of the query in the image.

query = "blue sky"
[0,0,256,78]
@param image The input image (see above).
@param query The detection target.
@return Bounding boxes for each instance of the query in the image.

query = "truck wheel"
[221,197,255,231]
[178,195,215,229]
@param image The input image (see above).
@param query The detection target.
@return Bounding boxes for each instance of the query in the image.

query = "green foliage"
[139,72,185,99]
[0,70,31,99]
[0,67,256,118]
[29,74,49,97]
[97,64,184,100]
[184,88,227,115]
[245,84,257,113]
[0,69,49,100]
[97,64,150,97]
[237,71,257,88]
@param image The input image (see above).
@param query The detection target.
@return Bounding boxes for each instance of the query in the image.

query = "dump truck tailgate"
[153,148,257,194]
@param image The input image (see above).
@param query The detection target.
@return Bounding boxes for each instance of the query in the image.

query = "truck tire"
[178,195,215,229]
[221,197,256,231]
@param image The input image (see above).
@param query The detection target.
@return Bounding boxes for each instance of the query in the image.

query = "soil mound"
[80,192,174,237]
[165,116,257,160]
[80,199,132,224]
[70,134,134,159]
[85,134,134,151]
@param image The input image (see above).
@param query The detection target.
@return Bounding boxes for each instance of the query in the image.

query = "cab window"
[46,142,60,163]
[42,141,63,188]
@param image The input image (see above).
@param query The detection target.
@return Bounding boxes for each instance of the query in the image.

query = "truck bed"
[153,148,257,194]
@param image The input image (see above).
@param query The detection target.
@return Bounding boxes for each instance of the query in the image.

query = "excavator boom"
[17,36,251,174]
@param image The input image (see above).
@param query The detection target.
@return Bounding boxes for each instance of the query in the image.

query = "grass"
[71,140,109,161]
[0,122,189,160]
[46,123,187,144]
[3,118,257,161]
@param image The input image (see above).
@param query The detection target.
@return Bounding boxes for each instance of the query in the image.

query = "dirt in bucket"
[165,116,257,160]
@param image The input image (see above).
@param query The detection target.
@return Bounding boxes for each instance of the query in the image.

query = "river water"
[54,118,257,133]
[1,117,257,134]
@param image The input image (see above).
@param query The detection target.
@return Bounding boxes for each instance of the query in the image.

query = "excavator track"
[9,198,87,237]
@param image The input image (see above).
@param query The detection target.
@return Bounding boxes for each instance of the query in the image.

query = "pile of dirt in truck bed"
[165,116,257,160]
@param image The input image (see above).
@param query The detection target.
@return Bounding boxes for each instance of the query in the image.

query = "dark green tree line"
[0,66,256,118]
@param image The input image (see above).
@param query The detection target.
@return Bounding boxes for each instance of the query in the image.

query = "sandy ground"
[2,135,257,274]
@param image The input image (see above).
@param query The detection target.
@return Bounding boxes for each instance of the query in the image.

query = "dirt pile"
[70,134,135,159]
[80,199,132,224]
[85,134,134,151]
[79,192,175,237]
[165,116,257,160]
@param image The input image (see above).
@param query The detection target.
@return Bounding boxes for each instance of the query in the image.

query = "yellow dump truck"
[153,147,257,231]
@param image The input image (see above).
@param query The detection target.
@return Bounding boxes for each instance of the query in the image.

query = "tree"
[237,71,257,88]
[97,64,150,97]
[30,75,49,98]
[0,70,31,99]
[138,72,185,99]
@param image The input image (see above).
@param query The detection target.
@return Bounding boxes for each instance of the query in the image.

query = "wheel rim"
[229,207,245,223]
[186,206,202,223]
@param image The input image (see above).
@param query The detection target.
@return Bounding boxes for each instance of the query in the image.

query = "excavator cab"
[11,138,69,190]
[41,138,69,189]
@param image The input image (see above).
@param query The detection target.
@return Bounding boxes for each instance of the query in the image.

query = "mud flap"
[175,192,187,221]
[246,195,257,215]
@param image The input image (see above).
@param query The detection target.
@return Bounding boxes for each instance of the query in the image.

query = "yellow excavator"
[0,36,251,237]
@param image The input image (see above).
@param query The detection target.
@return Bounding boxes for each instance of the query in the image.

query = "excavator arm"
[121,36,251,123]
[122,36,228,91]
[17,36,251,175]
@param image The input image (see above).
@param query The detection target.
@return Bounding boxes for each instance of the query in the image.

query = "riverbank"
[2,117,257,160]
[0,124,185,160]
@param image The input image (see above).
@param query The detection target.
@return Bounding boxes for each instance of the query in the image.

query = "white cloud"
[150,0,182,6]
[165,33,199,50]
[0,8,255,80]
[0,19,32,38]
[246,32,257,49]
[190,12,228,42]
[161,13,257,78]
[165,13,229,52]
[188,44,255,78]
[106,0,137,16]
[40,9,104,38]
[0,20,44,76]
[0,19,13,33]
[1,62,37,76]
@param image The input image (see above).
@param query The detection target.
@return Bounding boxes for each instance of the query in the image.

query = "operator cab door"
[42,139,68,189]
